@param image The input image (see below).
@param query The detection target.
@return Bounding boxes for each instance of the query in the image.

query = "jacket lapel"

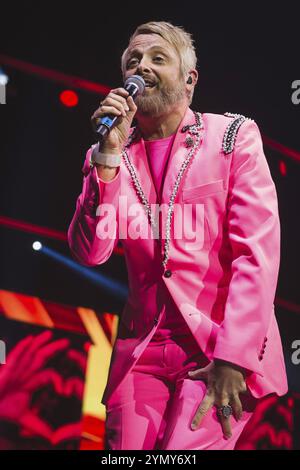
[127,136,158,207]
[160,107,199,205]
[125,107,203,223]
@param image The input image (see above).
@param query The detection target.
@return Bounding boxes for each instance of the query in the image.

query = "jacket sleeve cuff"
[213,335,264,377]
[80,146,121,216]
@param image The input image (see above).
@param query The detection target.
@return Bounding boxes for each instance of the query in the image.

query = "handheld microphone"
[95,75,145,143]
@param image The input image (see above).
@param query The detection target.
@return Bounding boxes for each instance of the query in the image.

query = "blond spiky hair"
[121,21,198,101]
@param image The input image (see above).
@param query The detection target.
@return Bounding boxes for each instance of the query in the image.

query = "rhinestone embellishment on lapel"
[222,112,253,155]
[121,111,204,271]
[185,136,194,147]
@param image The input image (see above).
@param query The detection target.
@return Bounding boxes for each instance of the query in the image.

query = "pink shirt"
[144,134,174,200]
[145,134,192,343]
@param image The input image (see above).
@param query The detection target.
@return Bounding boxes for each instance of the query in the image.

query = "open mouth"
[144,80,157,88]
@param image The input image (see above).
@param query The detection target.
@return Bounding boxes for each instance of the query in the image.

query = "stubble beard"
[135,78,187,117]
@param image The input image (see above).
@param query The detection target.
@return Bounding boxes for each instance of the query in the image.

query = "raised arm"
[67,146,121,266]
[67,87,137,266]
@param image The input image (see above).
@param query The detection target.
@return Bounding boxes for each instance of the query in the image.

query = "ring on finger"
[216,404,233,419]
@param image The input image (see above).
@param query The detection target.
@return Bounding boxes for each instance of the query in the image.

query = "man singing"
[68,21,288,450]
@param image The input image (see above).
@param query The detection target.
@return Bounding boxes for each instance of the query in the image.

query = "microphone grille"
[124,75,145,95]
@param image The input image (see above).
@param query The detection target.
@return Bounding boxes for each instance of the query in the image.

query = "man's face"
[123,33,188,116]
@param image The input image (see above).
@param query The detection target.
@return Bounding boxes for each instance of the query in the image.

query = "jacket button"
[154,317,159,325]
[164,269,172,278]
[264,337,268,342]
[258,354,263,361]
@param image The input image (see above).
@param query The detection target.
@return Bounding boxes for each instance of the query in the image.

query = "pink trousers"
[104,336,258,450]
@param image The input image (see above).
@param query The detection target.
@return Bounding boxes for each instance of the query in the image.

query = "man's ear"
[187,70,198,87]
[185,70,198,102]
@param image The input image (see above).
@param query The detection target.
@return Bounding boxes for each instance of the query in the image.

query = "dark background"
[0,2,299,388]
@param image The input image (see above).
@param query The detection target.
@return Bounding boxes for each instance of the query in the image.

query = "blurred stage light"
[60,89,79,107]
[0,67,9,86]
[32,241,42,251]
[33,243,128,300]
[279,160,287,177]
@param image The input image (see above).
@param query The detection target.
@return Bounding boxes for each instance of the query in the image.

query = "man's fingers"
[91,97,136,126]
[102,97,129,116]
[230,393,243,421]
[126,95,137,112]
[191,393,214,430]
[93,105,122,119]
[110,87,129,98]
[240,380,248,394]
[188,365,209,380]
[91,88,130,122]
[108,92,130,108]
[216,398,232,439]
[219,413,232,439]
[106,90,136,111]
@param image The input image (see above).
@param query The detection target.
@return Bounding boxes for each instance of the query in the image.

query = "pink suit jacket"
[68,107,288,406]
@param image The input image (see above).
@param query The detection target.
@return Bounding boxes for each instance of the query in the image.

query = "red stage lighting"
[60,89,79,107]
[279,160,287,177]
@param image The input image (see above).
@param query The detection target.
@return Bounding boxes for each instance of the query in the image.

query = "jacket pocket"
[182,179,226,201]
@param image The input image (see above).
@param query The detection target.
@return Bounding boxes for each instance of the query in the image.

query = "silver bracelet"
[90,144,122,168]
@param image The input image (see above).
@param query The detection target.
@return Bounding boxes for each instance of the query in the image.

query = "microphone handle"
[96,114,119,142]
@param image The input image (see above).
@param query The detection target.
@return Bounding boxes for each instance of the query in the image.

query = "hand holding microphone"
[91,75,145,157]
